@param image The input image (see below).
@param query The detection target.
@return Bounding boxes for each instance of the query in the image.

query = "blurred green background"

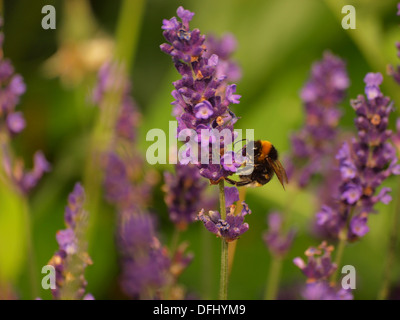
[1,0,400,300]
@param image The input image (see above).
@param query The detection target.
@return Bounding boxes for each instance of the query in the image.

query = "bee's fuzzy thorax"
[260,140,272,159]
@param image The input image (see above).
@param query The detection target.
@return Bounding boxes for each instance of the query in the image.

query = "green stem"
[201,227,213,299]
[330,228,347,285]
[218,180,228,300]
[23,198,38,299]
[115,0,146,71]
[264,255,282,300]
[378,177,400,300]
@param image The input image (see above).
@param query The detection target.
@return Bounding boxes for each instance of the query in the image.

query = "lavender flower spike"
[293,241,353,300]
[317,73,400,241]
[388,5,400,84]
[48,183,93,300]
[161,6,243,184]
[0,23,50,194]
[263,212,295,257]
[293,241,337,282]
[287,52,349,188]
[163,163,208,230]
[118,213,171,299]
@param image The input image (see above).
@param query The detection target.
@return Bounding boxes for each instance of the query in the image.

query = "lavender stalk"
[161,6,249,300]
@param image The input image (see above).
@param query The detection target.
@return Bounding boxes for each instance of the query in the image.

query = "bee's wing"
[267,159,288,190]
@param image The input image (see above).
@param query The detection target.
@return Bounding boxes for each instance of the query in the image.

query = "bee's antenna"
[233,138,248,153]
[233,138,247,147]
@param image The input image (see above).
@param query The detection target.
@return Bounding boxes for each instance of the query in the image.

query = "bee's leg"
[224,177,238,185]
[224,177,252,187]
[234,180,252,187]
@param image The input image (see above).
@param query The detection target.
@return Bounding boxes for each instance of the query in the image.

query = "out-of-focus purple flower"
[92,61,127,106]
[56,229,77,255]
[364,73,383,100]
[93,60,192,299]
[7,150,51,194]
[48,183,93,300]
[263,212,295,257]
[388,6,400,83]
[118,213,171,299]
[317,73,400,241]
[6,112,25,134]
[204,33,241,82]
[294,242,353,300]
[160,6,244,184]
[349,212,369,237]
[95,61,154,213]
[302,281,353,300]
[391,118,400,154]
[197,201,251,242]
[0,61,26,113]
[83,293,95,300]
[293,241,337,282]
[163,163,208,230]
[0,26,50,194]
[286,52,349,188]
[341,182,362,204]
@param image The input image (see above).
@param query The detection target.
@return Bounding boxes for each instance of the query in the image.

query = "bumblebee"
[225,140,288,189]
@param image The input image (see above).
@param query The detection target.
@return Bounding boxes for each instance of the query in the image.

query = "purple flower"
[263,212,295,257]
[221,151,242,173]
[197,201,251,242]
[224,186,239,207]
[204,33,241,82]
[161,6,244,184]
[194,100,214,119]
[163,163,209,230]
[0,27,50,194]
[56,229,77,255]
[364,72,383,100]
[6,112,25,134]
[48,183,93,300]
[95,61,154,212]
[115,99,141,143]
[302,281,353,300]
[287,52,349,189]
[15,151,51,193]
[341,183,362,204]
[317,73,400,240]
[118,214,171,299]
[349,212,369,237]
[162,17,179,31]
[388,8,400,83]
[293,241,337,282]
[226,84,241,104]
[177,6,195,27]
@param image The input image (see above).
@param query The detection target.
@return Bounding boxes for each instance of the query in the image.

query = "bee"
[225,140,288,189]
